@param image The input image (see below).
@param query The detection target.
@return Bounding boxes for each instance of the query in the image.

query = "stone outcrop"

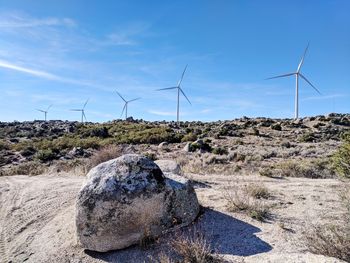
[75,154,199,252]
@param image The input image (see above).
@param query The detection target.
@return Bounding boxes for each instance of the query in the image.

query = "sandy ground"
[0,172,346,263]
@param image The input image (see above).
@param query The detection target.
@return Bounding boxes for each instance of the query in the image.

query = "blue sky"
[0,0,349,122]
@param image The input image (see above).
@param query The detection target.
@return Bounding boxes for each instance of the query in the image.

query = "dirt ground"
[0,170,346,263]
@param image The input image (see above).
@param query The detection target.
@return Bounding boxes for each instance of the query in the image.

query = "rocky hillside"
[0,113,349,176]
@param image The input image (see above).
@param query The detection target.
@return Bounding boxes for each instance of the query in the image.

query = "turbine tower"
[116,91,140,119]
[36,104,52,121]
[266,44,321,119]
[70,99,89,123]
[157,65,191,125]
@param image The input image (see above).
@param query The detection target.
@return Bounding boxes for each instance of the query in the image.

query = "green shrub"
[181,133,197,142]
[276,159,335,179]
[20,146,36,157]
[332,133,350,178]
[0,139,9,150]
[271,123,282,131]
[35,149,57,162]
[212,147,228,155]
[299,132,316,142]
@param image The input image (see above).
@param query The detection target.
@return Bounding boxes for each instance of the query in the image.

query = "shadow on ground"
[198,208,272,256]
[85,208,272,262]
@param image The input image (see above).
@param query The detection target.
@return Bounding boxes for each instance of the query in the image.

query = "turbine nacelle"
[266,44,321,119]
[156,65,191,125]
[116,91,140,119]
[36,104,52,121]
[70,99,89,123]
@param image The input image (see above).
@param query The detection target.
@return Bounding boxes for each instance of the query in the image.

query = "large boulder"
[76,154,199,252]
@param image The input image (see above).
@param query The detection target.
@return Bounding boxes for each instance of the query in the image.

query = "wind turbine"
[116,91,140,119]
[70,99,89,123]
[266,44,321,119]
[156,65,191,125]
[36,104,52,121]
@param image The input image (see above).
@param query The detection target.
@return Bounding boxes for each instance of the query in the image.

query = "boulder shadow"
[84,208,272,261]
[197,208,272,256]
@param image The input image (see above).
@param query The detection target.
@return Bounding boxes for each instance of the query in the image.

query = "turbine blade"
[265,73,295,80]
[70,109,82,111]
[156,87,178,91]
[83,99,89,109]
[36,109,45,113]
[297,43,310,72]
[47,104,53,111]
[299,73,321,95]
[83,111,87,122]
[177,64,188,87]
[128,97,141,103]
[116,91,127,102]
[120,103,126,118]
[179,88,191,105]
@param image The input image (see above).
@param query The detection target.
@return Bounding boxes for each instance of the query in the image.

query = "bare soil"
[0,172,346,262]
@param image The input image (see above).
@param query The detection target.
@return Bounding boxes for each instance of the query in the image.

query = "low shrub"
[35,149,57,162]
[245,184,271,199]
[224,185,271,222]
[271,123,282,131]
[299,132,316,143]
[181,133,198,142]
[332,133,350,178]
[0,161,46,176]
[304,185,350,262]
[0,139,9,150]
[275,159,335,179]
[20,146,36,157]
[212,147,228,155]
[155,229,221,263]
[86,145,122,170]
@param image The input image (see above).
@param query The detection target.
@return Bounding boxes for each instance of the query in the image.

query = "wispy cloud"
[0,59,108,90]
[0,12,76,28]
[301,94,346,101]
[148,110,177,116]
[104,22,152,46]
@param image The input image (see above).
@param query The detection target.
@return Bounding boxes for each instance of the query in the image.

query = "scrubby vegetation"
[332,132,350,178]
[304,135,350,262]
[305,185,350,262]
[1,114,349,176]
[156,230,221,263]
[224,183,271,221]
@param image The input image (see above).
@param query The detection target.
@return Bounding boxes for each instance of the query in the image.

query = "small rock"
[155,159,182,175]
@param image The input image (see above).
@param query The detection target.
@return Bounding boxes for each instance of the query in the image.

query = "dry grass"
[155,229,221,263]
[86,145,123,170]
[224,184,271,221]
[276,159,335,179]
[304,184,350,262]
[0,161,47,176]
[245,183,271,199]
[305,224,350,262]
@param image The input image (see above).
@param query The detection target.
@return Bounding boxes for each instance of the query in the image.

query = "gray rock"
[183,142,191,152]
[76,154,199,252]
[155,159,182,175]
[158,141,169,148]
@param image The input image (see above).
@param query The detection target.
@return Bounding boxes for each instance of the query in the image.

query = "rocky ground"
[0,114,349,262]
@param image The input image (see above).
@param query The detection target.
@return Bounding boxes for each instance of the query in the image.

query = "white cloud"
[0,59,107,90]
[0,13,76,28]
[148,110,177,116]
[301,94,346,101]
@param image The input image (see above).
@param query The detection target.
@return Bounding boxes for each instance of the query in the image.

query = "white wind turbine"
[36,104,52,121]
[157,65,191,125]
[266,44,321,119]
[116,91,140,119]
[70,99,89,123]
